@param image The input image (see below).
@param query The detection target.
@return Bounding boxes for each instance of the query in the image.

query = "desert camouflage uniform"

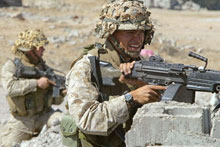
[66,43,130,135]
[66,41,133,147]
[65,0,154,146]
[0,30,64,147]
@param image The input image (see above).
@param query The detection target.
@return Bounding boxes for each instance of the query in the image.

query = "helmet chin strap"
[108,35,141,62]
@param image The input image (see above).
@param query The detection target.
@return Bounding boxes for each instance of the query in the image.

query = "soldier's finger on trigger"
[148,85,167,91]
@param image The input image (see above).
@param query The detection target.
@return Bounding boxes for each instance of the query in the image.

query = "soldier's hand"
[130,85,167,105]
[119,61,146,87]
[120,61,135,75]
[37,77,56,89]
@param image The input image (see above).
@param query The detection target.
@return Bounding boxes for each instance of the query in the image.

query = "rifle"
[14,58,65,98]
[100,52,220,104]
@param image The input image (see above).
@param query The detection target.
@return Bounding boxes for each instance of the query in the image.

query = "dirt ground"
[0,0,220,120]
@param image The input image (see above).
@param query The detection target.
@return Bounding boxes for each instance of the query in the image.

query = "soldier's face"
[34,46,45,57]
[25,46,45,64]
[113,30,145,58]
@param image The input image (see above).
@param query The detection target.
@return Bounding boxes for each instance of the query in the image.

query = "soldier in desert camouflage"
[63,0,166,146]
[0,29,65,147]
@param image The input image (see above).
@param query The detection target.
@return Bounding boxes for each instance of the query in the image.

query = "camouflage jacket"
[1,57,61,116]
[65,41,131,136]
[2,59,38,97]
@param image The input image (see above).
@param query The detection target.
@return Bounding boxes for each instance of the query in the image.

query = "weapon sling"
[89,56,126,142]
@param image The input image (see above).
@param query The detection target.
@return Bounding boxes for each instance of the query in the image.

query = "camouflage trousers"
[0,108,62,147]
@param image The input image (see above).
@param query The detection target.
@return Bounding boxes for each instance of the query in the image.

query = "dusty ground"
[0,0,220,120]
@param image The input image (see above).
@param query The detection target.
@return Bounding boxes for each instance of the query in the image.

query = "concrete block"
[210,118,220,139]
[125,101,211,147]
[210,109,220,139]
[165,130,220,147]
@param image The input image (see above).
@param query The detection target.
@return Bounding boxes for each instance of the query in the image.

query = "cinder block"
[125,101,211,147]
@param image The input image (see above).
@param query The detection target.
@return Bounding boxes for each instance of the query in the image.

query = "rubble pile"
[20,125,62,147]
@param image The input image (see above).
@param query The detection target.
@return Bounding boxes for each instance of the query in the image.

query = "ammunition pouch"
[60,114,123,147]
[7,95,27,116]
[7,88,50,117]
[61,114,79,147]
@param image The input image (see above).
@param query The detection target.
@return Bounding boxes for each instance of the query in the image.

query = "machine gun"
[14,58,65,98]
[99,52,220,104]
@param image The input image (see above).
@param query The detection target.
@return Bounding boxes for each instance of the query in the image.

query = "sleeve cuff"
[108,95,130,124]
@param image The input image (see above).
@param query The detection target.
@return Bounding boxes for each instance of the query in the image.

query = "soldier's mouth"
[128,45,141,51]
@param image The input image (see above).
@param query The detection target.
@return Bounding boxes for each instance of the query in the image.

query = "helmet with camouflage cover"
[12,29,49,54]
[95,0,154,45]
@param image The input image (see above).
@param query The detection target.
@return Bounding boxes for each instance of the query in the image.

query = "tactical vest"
[7,59,53,117]
[61,43,137,147]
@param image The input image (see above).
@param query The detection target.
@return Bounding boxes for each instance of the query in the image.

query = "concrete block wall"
[125,101,213,147]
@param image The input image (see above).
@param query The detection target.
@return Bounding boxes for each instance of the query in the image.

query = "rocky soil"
[0,0,220,146]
